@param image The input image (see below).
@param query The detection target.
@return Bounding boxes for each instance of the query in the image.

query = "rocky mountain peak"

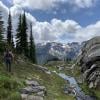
[36,42,81,64]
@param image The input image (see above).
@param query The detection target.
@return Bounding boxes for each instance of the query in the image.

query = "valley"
[0,1,100,99]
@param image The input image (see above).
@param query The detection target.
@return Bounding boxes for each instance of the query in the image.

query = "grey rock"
[37,91,44,97]
[20,85,46,94]
[21,94,43,100]
[21,94,28,100]
[20,79,46,100]
[77,36,100,88]
[26,80,39,86]
[27,95,43,100]
[36,86,46,91]
[77,76,84,84]
[89,82,94,89]
[45,71,51,74]
[20,86,38,94]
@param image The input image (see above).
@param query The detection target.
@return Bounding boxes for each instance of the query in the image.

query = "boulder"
[36,86,46,91]
[27,95,43,100]
[78,36,100,89]
[26,80,39,86]
[21,94,43,100]
[94,77,100,88]
[21,94,28,100]
[89,82,94,89]
[20,86,40,94]
[37,91,45,97]
[45,71,51,74]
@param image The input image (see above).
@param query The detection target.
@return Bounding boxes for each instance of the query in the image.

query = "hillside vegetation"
[0,55,75,100]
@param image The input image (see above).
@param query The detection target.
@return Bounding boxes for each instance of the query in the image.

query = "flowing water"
[52,71,96,100]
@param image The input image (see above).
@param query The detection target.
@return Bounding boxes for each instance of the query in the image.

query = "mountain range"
[36,42,81,64]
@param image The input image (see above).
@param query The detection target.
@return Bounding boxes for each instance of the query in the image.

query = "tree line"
[0,11,36,63]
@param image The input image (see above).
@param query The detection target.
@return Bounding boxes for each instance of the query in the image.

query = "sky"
[0,0,100,43]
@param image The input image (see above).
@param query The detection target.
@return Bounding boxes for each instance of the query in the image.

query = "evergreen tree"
[11,34,15,49]
[7,10,12,47]
[16,12,28,56]
[0,11,4,52]
[21,11,28,56]
[29,23,37,63]
[16,14,22,53]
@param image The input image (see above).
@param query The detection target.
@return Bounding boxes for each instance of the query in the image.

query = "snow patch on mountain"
[36,42,81,64]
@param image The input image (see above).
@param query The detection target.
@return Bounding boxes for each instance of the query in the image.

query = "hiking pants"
[5,59,12,72]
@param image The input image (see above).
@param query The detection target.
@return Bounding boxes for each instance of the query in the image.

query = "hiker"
[4,49,14,72]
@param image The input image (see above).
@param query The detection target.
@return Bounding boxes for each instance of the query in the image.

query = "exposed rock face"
[79,36,100,89]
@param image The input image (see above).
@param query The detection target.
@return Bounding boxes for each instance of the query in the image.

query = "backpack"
[5,52,13,61]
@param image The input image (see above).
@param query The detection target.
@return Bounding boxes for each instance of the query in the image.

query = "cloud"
[11,0,98,11]
[66,0,98,8]
[0,1,9,35]
[33,18,100,43]
[12,0,58,10]
[0,1,8,16]
[0,1,36,35]
[10,5,36,23]
[0,1,100,43]
[10,4,23,16]
[32,19,82,43]
[76,21,100,41]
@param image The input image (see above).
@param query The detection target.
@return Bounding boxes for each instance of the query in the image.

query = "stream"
[52,71,96,100]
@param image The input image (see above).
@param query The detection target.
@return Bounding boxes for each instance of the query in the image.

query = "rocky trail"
[20,79,47,100]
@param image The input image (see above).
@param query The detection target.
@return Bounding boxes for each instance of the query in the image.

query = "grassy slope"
[46,61,100,100]
[0,57,75,100]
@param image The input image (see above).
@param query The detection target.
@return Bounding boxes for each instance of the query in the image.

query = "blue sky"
[2,0,100,26]
[0,0,100,43]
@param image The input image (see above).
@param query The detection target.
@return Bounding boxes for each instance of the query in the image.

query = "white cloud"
[0,1,8,12]
[0,1,36,36]
[0,1,9,18]
[76,21,100,41]
[33,18,100,43]
[51,19,81,33]
[10,4,36,23]
[10,4,23,16]
[66,0,98,8]
[32,21,58,43]
[0,1,9,34]
[12,0,58,10]
[11,0,98,11]
[0,1,100,43]
[32,19,82,43]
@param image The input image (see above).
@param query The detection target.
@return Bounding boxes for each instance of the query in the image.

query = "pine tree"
[21,11,28,56]
[16,12,28,56]
[0,11,4,52]
[29,23,37,63]
[11,34,15,49]
[16,14,22,54]
[7,10,12,46]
